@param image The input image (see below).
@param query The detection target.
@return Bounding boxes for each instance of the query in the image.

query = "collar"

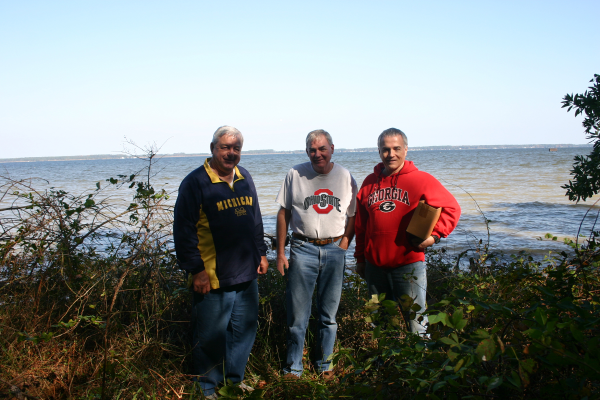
[203,158,245,185]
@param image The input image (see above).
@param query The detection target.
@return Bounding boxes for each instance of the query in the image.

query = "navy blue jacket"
[173,158,267,289]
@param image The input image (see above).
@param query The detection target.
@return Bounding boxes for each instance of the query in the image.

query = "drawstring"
[376,167,401,193]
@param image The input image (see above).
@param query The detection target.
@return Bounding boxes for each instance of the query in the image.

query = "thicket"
[562,73,600,202]
[1,155,600,399]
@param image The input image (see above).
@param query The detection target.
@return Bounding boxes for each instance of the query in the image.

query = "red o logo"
[313,188,333,214]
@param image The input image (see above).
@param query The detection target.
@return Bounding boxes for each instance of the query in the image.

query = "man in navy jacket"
[174,126,268,397]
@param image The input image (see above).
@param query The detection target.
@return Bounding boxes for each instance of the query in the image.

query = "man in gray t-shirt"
[276,129,357,378]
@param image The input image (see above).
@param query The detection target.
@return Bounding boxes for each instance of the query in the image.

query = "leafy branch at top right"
[562,74,600,202]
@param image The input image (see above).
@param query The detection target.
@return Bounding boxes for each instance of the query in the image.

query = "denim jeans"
[191,279,258,396]
[365,261,428,336]
[284,237,346,375]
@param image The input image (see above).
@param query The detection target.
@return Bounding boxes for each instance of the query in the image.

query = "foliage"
[2,149,600,399]
[333,246,600,399]
[0,145,190,399]
[562,74,600,201]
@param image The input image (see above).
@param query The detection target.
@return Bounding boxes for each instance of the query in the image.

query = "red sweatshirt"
[354,161,461,268]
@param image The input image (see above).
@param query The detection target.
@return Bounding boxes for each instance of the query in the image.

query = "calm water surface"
[2,148,598,263]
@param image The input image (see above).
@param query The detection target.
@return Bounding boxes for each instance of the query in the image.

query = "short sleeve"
[275,169,294,210]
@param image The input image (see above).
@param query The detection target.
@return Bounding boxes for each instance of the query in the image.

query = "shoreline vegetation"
[1,152,600,399]
[0,143,593,164]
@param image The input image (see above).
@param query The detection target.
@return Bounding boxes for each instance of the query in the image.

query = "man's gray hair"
[212,125,244,147]
[378,128,408,149]
[305,129,333,150]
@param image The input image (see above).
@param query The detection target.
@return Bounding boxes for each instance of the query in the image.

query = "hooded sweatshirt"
[354,161,460,268]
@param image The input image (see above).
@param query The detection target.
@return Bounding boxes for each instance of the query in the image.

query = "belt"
[292,233,343,246]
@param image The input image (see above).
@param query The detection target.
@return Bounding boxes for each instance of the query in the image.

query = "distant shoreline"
[0,144,592,164]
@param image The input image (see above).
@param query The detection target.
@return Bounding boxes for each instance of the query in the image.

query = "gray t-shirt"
[276,162,358,238]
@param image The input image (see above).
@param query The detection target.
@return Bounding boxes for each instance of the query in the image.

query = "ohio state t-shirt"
[276,162,357,238]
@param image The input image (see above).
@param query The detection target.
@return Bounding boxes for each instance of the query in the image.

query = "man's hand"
[277,254,289,276]
[409,234,436,250]
[338,236,350,250]
[356,262,366,279]
[276,207,292,276]
[257,255,268,275]
[192,270,211,294]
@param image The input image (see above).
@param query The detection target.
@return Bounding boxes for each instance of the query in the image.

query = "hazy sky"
[1,1,599,158]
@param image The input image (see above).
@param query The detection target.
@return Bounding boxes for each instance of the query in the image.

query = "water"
[1,147,598,264]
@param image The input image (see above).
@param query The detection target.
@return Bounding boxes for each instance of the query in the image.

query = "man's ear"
[210,142,214,153]
[331,144,335,154]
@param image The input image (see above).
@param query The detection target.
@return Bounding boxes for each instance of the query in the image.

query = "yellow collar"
[204,158,245,185]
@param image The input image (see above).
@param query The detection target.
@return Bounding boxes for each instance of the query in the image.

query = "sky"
[1,1,599,158]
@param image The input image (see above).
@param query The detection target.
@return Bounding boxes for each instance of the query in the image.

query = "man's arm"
[257,255,268,274]
[409,234,436,250]
[173,177,211,294]
[354,186,369,279]
[338,215,355,250]
[248,176,269,272]
[417,176,462,249]
[276,207,291,276]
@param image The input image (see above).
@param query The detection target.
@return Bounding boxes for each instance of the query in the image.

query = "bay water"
[2,147,598,265]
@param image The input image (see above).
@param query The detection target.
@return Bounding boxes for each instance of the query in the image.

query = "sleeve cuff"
[178,258,205,275]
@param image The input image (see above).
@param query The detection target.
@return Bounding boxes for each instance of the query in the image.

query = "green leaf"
[535,307,547,326]
[455,318,468,331]
[520,359,536,374]
[447,378,460,388]
[524,328,543,340]
[447,349,459,361]
[570,323,584,342]
[487,376,503,390]
[432,381,447,392]
[451,289,470,298]
[476,338,497,362]
[218,385,243,397]
[471,329,490,340]
[372,325,381,339]
[508,370,521,388]
[454,358,465,373]
[381,300,397,308]
[449,309,467,330]
[429,312,447,325]
[440,337,459,346]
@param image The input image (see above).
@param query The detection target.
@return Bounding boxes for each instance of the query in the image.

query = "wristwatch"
[432,235,440,244]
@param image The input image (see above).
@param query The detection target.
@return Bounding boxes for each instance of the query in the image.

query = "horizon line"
[0,143,593,163]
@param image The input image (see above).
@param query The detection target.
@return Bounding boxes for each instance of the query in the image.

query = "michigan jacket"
[174,158,268,289]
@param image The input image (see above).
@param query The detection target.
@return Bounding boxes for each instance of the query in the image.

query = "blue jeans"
[284,237,346,375]
[365,261,428,336]
[191,279,258,396]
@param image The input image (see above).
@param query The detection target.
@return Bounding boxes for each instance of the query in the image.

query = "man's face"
[210,134,242,175]
[379,135,408,174]
[306,135,334,174]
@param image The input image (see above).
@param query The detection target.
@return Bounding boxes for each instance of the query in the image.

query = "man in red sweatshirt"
[354,128,461,336]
